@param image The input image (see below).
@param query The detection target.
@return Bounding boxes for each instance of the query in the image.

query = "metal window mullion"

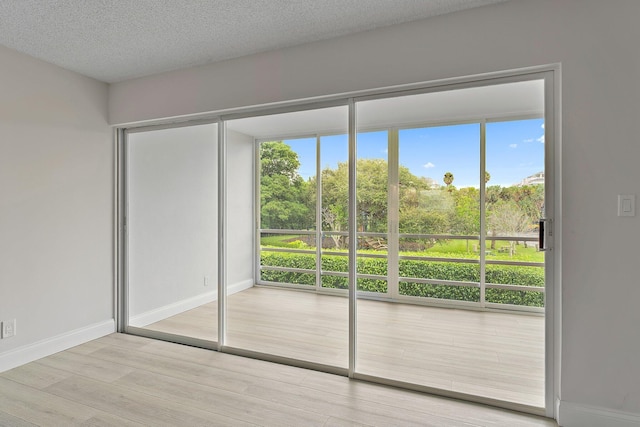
[218,122,227,349]
[251,132,257,309]
[485,283,545,292]
[399,233,480,240]
[316,136,322,291]
[479,121,487,307]
[260,247,317,255]
[398,277,480,287]
[321,251,349,256]
[260,266,316,274]
[356,231,387,237]
[119,129,128,332]
[387,128,400,299]
[348,99,357,377]
[353,252,386,259]
[399,255,480,263]
[260,229,316,235]
[254,140,262,295]
[321,271,349,278]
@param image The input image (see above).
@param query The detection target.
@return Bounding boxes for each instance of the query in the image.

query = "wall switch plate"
[1,319,16,339]
[618,195,635,217]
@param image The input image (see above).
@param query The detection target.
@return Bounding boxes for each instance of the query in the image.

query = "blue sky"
[285,118,545,188]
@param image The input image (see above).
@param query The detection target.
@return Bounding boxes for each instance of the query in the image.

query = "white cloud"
[509,143,518,148]
[538,123,545,142]
[523,138,534,143]
[382,148,388,154]
[423,162,435,169]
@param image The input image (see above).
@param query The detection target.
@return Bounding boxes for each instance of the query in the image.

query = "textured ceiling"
[0,0,508,83]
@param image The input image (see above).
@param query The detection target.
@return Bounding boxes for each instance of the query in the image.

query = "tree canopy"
[260,142,313,229]
[260,141,544,247]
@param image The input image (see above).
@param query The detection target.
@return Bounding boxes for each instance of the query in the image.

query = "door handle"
[539,218,551,251]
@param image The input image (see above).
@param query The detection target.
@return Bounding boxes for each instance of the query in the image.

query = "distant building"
[517,171,544,186]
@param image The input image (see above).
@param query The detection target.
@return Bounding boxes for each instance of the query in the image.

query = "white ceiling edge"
[0,0,510,83]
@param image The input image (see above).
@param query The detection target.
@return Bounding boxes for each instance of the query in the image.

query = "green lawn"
[260,234,543,262]
[260,234,304,247]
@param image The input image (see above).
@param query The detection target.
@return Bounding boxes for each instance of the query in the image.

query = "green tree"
[399,169,452,250]
[321,159,439,241]
[487,201,530,256]
[399,207,450,233]
[321,163,349,247]
[452,187,480,235]
[443,172,454,187]
[448,187,479,252]
[356,159,389,232]
[485,183,543,249]
[321,159,391,233]
[260,141,312,229]
[260,141,301,180]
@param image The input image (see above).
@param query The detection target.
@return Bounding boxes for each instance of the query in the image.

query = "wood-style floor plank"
[112,370,329,426]
[0,360,72,390]
[143,286,545,406]
[0,333,556,426]
[0,377,98,425]
[0,411,38,427]
[44,375,256,427]
[78,413,146,427]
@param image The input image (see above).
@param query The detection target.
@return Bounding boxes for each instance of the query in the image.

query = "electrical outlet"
[204,275,210,287]
[1,319,16,339]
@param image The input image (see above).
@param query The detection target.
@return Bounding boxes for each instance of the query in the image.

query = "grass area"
[260,234,303,246]
[261,234,543,263]
[421,238,543,262]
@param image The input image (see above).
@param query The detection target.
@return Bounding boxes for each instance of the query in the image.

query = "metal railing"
[258,229,545,313]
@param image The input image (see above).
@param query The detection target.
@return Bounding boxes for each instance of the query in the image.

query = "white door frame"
[115,64,561,420]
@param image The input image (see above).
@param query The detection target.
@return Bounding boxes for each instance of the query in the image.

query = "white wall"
[109,0,640,425]
[0,45,112,368]
[126,126,255,326]
[227,130,255,288]
[127,124,218,324]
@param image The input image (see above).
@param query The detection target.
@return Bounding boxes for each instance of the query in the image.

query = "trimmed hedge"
[260,251,544,307]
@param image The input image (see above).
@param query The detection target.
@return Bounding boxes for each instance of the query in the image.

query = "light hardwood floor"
[142,286,545,408]
[0,333,557,426]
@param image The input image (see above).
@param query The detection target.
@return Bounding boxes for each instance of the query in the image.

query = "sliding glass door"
[354,82,546,407]
[126,123,218,344]
[122,73,554,413]
[225,106,349,368]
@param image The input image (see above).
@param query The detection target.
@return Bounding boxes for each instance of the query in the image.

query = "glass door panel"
[483,118,546,406]
[355,81,546,408]
[485,119,546,307]
[226,106,348,368]
[126,123,218,343]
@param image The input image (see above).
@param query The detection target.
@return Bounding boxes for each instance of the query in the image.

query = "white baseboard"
[229,278,254,295]
[0,319,115,373]
[129,290,217,327]
[129,279,254,327]
[558,400,640,427]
